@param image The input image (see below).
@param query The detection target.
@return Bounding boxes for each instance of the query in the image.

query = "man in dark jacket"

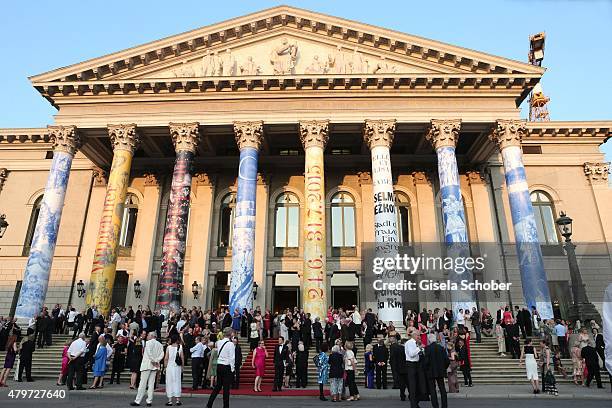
[232,337,243,389]
[423,334,450,408]
[373,338,389,389]
[521,308,533,337]
[505,320,520,358]
[18,334,35,382]
[389,336,408,399]
[272,336,289,391]
[581,343,603,388]
[301,314,312,350]
[313,317,324,353]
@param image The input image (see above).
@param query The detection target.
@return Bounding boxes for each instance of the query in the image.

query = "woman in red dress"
[252,340,268,392]
[56,340,71,385]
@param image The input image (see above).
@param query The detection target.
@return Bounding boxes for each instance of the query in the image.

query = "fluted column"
[156,123,200,313]
[425,119,476,315]
[299,120,329,321]
[15,126,82,319]
[228,121,263,313]
[489,119,553,319]
[364,120,403,323]
[87,124,140,317]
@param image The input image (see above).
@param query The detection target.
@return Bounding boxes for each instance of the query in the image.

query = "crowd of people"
[0,302,610,408]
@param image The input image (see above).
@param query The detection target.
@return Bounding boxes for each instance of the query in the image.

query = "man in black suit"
[373,338,389,389]
[422,334,450,408]
[521,308,533,337]
[313,317,324,353]
[272,336,289,391]
[581,343,603,388]
[389,336,408,399]
[301,313,312,350]
[18,334,35,382]
[232,337,243,389]
[515,306,526,338]
[505,319,520,359]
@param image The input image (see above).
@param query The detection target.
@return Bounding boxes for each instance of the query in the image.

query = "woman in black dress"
[127,331,144,389]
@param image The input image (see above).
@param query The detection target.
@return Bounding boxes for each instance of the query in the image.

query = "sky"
[1,0,610,159]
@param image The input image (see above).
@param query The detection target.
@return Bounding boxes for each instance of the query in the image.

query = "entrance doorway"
[273,287,299,314]
[212,272,230,310]
[111,271,129,309]
[332,287,359,311]
[549,280,571,320]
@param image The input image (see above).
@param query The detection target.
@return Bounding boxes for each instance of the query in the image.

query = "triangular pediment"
[31,5,543,84]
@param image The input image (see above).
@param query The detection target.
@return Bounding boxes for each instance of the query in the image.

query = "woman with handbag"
[164,333,184,406]
[519,338,540,394]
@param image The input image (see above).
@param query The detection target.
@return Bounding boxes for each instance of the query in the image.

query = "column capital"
[48,125,82,155]
[143,172,162,187]
[108,124,140,153]
[584,162,610,184]
[92,166,107,187]
[412,170,433,186]
[233,121,264,151]
[193,172,217,186]
[169,122,200,154]
[488,119,527,150]
[299,120,330,149]
[358,171,372,186]
[0,168,7,194]
[466,170,487,185]
[363,119,396,149]
[425,119,461,150]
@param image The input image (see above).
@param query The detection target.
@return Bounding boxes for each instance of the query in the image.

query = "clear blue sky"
[1,0,610,159]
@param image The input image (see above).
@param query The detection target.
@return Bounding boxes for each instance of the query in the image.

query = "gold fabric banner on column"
[300,120,329,321]
[87,124,139,316]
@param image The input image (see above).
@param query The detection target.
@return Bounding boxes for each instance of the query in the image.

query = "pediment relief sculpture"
[159,36,408,79]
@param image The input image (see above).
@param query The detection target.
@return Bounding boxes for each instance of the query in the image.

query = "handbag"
[175,346,182,366]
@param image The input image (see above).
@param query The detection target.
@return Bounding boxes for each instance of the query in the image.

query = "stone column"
[87,124,140,317]
[15,126,82,319]
[488,119,553,319]
[299,120,330,321]
[156,123,200,313]
[425,119,476,315]
[229,121,263,313]
[364,119,403,323]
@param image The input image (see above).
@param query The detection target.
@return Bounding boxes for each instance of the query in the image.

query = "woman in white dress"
[519,338,540,394]
[164,334,184,406]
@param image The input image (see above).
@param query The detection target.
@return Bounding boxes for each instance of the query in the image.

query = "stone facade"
[0,6,610,319]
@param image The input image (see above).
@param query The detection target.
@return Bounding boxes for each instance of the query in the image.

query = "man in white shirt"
[456,308,465,331]
[190,336,206,390]
[111,308,122,337]
[404,331,422,408]
[206,327,235,408]
[131,332,164,407]
[66,333,88,390]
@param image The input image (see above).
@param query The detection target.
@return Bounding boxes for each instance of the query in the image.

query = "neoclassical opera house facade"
[0,6,610,322]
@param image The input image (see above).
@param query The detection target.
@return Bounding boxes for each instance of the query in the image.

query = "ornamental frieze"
[584,162,610,184]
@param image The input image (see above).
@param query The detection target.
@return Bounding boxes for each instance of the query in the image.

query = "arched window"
[395,192,412,244]
[274,192,299,256]
[23,196,43,255]
[119,194,139,248]
[530,191,559,244]
[218,193,236,253]
[331,192,356,251]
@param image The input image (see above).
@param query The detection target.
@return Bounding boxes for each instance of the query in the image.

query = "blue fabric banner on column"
[16,151,74,319]
[437,146,476,316]
[229,146,258,313]
[502,145,553,319]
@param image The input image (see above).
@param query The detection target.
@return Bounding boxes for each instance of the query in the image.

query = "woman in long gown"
[252,340,268,392]
[363,344,374,389]
[206,343,218,388]
[571,342,584,385]
[164,334,184,406]
[447,342,460,393]
[0,335,17,386]
[519,338,540,394]
[57,340,71,385]
[128,331,144,389]
[90,336,108,389]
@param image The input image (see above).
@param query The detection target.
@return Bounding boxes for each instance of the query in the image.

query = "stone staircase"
[0,333,603,385]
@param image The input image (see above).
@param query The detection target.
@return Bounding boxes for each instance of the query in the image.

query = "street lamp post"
[555,211,601,324]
